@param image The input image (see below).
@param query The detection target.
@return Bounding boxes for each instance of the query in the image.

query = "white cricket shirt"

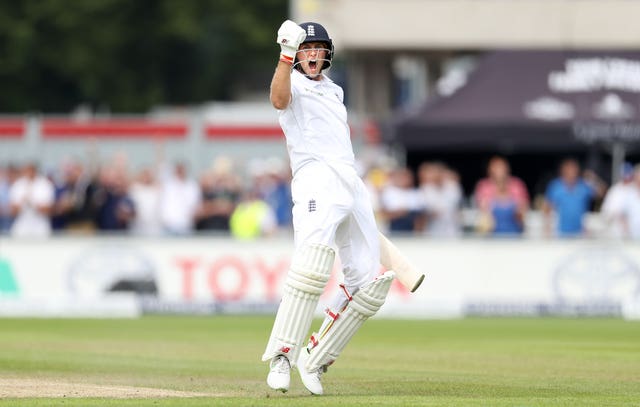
[278,69,355,175]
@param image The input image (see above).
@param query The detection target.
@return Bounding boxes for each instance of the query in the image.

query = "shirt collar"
[293,69,332,87]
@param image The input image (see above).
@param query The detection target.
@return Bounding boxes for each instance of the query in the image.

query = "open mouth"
[308,60,318,71]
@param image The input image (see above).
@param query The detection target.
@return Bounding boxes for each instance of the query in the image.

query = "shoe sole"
[267,383,289,393]
[267,379,289,393]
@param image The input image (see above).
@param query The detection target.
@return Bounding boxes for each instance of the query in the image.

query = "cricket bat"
[378,231,425,293]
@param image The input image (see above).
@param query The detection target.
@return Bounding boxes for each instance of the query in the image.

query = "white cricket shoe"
[267,355,290,392]
[297,349,324,395]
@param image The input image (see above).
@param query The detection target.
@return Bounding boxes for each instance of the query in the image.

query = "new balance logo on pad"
[308,199,316,212]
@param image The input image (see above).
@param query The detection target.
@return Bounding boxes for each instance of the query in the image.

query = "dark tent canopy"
[393,51,640,154]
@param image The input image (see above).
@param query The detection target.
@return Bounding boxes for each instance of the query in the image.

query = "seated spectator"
[543,158,606,237]
[474,156,529,236]
[380,167,421,233]
[9,162,55,238]
[129,167,162,236]
[601,162,634,238]
[159,161,201,235]
[195,158,241,232]
[417,162,462,237]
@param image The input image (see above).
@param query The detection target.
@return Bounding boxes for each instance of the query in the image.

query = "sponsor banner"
[0,295,140,318]
[1,237,640,318]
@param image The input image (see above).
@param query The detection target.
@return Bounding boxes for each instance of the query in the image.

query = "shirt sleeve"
[511,177,530,207]
[545,180,557,205]
[289,71,302,103]
[601,187,623,215]
[445,181,462,206]
[9,181,23,205]
[33,179,55,206]
[474,179,492,209]
[584,179,597,198]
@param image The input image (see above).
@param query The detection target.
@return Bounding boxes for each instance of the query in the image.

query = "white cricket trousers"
[291,161,380,295]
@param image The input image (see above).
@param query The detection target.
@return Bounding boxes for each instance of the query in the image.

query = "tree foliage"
[0,0,287,112]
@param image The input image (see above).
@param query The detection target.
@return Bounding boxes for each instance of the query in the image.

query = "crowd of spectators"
[468,156,608,238]
[3,152,640,239]
[0,151,287,240]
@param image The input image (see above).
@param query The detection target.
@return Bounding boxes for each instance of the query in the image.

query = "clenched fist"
[277,20,306,65]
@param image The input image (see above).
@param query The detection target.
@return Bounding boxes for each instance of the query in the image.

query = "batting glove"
[277,20,306,65]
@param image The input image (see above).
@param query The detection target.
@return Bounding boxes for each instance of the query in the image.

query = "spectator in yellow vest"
[230,189,277,239]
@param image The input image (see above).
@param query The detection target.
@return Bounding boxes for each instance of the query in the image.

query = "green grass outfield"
[0,316,639,406]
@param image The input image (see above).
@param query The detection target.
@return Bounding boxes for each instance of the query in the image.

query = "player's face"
[296,42,328,79]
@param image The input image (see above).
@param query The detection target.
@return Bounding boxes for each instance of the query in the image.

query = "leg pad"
[302,271,395,371]
[262,244,335,366]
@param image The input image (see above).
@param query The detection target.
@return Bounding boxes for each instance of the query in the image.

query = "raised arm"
[270,61,293,110]
[270,20,306,110]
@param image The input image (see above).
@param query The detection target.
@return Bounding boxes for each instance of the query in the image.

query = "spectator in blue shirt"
[543,158,605,237]
[489,177,527,236]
